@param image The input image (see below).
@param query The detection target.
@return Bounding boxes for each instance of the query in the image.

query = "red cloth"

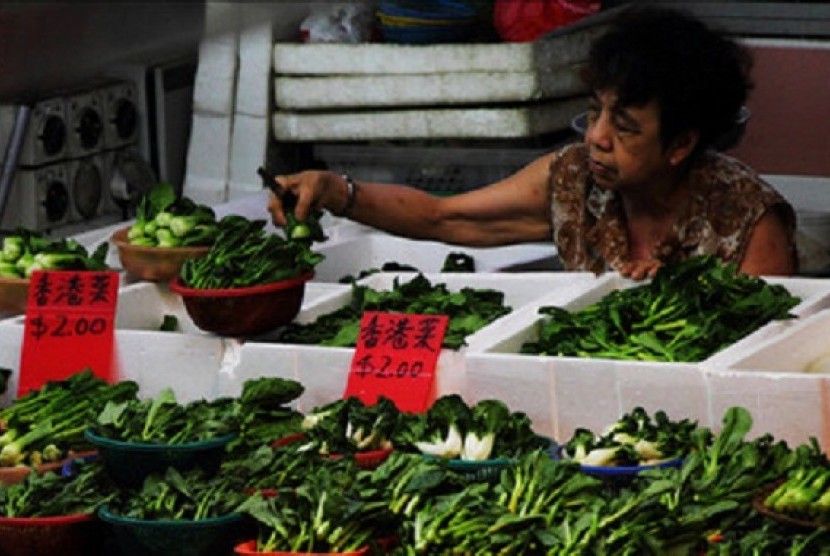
[494,0,601,42]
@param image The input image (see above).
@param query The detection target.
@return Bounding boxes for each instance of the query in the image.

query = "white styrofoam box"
[0,320,23,407]
[272,22,605,75]
[0,303,224,405]
[721,308,830,375]
[477,273,830,368]
[313,234,559,283]
[465,273,830,443]
[706,370,830,448]
[461,352,559,439]
[192,30,239,115]
[272,97,588,141]
[113,331,226,402]
[228,114,270,199]
[183,113,232,205]
[235,20,274,117]
[0,99,67,167]
[704,276,830,368]
[274,68,585,110]
[225,271,599,413]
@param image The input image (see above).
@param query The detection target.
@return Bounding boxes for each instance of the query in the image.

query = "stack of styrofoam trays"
[312,233,559,283]
[225,271,602,413]
[704,307,830,448]
[463,274,830,443]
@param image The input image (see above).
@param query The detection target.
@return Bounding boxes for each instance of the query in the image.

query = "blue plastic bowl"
[379,0,477,21]
[379,22,476,44]
[552,443,684,476]
[99,506,249,556]
[84,429,237,488]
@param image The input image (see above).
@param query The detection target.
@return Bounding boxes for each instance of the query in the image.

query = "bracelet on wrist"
[337,174,358,217]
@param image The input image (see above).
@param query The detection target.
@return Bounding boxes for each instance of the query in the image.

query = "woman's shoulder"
[693,151,789,203]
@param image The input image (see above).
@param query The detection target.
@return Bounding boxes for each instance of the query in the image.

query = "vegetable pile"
[179,215,324,289]
[278,273,512,349]
[5,370,830,553]
[90,387,238,444]
[0,370,138,468]
[393,394,546,461]
[300,396,399,456]
[0,458,116,517]
[126,182,218,248]
[106,466,246,521]
[0,230,109,279]
[762,466,830,523]
[561,406,696,467]
[337,251,476,284]
[522,256,801,362]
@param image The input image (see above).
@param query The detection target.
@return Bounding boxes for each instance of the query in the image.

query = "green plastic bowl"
[99,506,250,556]
[84,429,237,488]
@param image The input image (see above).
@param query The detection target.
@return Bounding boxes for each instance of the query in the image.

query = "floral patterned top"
[548,143,796,274]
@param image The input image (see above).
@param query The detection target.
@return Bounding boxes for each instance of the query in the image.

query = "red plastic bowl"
[0,513,96,556]
[168,273,313,337]
[234,540,369,555]
[112,227,211,282]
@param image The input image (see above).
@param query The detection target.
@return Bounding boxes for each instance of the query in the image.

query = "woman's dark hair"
[583,5,753,156]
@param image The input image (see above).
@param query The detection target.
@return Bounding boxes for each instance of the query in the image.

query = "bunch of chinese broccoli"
[522,255,800,362]
[178,215,324,289]
[0,369,138,468]
[126,181,218,248]
[0,229,109,279]
[278,273,511,349]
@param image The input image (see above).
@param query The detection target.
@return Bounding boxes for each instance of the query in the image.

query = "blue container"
[84,429,237,488]
[99,506,249,556]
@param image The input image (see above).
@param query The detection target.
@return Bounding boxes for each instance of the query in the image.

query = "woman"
[267,6,797,280]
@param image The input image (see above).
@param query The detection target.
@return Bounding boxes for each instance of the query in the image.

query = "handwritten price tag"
[19,270,119,395]
[344,311,448,412]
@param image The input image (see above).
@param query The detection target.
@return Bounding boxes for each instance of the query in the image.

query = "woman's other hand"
[617,259,662,281]
[267,170,348,226]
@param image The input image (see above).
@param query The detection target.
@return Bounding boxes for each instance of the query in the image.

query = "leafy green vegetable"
[0,229,109,278]
[107,466,246,520]
[522,256,800,362]
[129,182,218,248]
[393,395,545,461]
[562,407,697,467]
[300,396,398,456]
[0,370,138,467]
[179,215,324,289]
[0,459,116,517]
[91,388,238,444]
[237,459,383,553]
[279,273,511,350]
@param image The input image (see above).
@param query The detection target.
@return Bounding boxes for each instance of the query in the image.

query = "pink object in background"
[494,0,601,42]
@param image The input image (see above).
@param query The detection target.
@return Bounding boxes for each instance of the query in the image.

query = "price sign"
[18,270,119,395]
[344,311,448,412]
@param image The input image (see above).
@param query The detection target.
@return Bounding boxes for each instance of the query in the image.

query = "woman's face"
[584,89,674,192]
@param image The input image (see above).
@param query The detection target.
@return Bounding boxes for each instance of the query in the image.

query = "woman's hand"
[617,259,662,281]
[266,170,348,226]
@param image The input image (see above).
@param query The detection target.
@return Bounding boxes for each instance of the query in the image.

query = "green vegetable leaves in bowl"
[85,387,239,487]
[171,215,325,337]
